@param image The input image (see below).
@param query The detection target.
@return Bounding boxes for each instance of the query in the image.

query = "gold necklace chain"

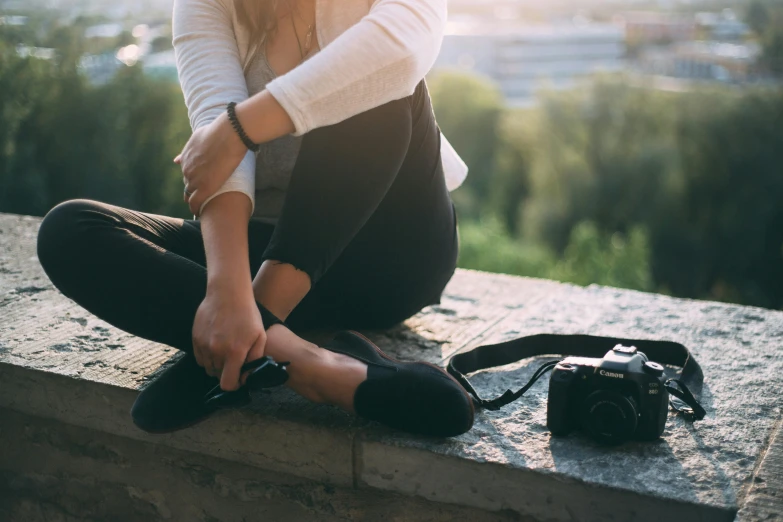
[286,0,315,61]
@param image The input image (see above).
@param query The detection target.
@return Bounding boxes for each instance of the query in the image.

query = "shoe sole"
[132,407,218,435]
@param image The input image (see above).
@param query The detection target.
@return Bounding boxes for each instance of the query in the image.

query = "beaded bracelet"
[226,101,260,153]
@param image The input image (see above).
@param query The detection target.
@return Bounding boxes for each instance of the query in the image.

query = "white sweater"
[172,0,469,215]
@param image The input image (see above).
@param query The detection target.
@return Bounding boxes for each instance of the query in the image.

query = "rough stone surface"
[737,416,783,521]
[1,211,782,521]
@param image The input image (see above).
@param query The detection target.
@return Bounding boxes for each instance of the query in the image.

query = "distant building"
[84,23,124,39]
[694,10,749,41]
[79,52,124,85]
[637,41,761,83]
[434,20,626,106]
[0,15,28,26]
[16,45,55,60]
[619,12,695,45]
[141,49,177,81]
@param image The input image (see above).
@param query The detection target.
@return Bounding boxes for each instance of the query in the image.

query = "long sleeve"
[265,0,448,136]
[172,0,256,215]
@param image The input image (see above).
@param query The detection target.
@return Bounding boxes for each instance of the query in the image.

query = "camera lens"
[581,390,638,445]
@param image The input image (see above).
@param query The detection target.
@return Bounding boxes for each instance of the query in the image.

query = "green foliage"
[457,217,653,292]
[522,77,678,252]
[2,20,782,311]
[662,87,783,306]
[549,222,653,292]
[428,70,504,218]
[456,217,553,278]
[489,110,533,236]
[151,35,173,53]
[746,0,783,75]
[0,41,191,218]
[434,72,783,309]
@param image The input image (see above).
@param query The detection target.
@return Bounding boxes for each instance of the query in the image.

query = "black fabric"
[256,302,285,330]
[36,80,458,433]
[448,333,705,419]
[323,331,474,437]
[130,352,218,433]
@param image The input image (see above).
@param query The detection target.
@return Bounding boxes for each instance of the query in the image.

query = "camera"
[547,344,669,444]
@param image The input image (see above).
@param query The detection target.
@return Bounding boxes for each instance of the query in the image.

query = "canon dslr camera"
[547,344,669,444]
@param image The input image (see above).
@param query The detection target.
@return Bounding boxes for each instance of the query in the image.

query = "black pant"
[36,80,459,354]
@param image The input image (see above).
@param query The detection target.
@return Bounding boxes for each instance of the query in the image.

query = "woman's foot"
[130,322,367,434]
[131,353,221,433]
[261,324,368,412]
[132,321,473,437]
[263,325,475,437]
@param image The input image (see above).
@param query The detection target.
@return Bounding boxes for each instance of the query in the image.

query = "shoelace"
[203,356,290,410]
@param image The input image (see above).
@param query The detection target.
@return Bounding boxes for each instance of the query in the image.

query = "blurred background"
[1,0,782,309]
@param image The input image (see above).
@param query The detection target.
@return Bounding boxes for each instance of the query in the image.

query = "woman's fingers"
[187,188,203,217]
[241,333,267,386]
[192,335,217,377]
[220,350,243,391]
[206,356,221,378]
[192,338,206,369]
[197,346,221,377]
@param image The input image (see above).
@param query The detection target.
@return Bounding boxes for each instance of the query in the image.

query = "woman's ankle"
[314,351,367,413]
[263,325,327,402]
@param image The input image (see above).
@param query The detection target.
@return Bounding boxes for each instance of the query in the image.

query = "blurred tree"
[428,70,504,219]
[746,0,770,34]
[457,216,553,277]
[745,0,783,76]
[490,109,533,236]
[3,15,783,310]
[116,30,136,48]
[0,36,191,218]
[520,77,783,308]
[0,44,55,214]
[457,217,654,292]
[659,88,783,307]
[523,77,677,252]
[549,222,653,292]
[151,35,173,53]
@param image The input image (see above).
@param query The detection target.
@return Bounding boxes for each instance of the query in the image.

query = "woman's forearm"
[200,189,311,323]
[200,191,254,294]
[199,94,307,321]
[235,90,295,146]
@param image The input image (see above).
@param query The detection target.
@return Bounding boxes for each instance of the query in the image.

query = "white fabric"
[172,0,468,215]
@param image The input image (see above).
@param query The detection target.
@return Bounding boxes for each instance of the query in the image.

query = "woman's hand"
[192,281,267,391]
[175,111,248,216]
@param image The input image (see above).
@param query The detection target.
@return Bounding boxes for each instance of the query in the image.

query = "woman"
[36,0,474,437]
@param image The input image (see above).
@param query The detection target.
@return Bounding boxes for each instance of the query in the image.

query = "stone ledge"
[1,211,782,521]
[1,408,512,522]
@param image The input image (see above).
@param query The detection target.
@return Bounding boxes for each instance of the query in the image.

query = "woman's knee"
[309,95,413,154]
[37,198,103,272]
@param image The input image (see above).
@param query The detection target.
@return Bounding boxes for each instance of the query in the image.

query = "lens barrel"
[581,390,639,445]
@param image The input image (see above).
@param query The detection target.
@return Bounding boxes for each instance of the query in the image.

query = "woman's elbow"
[401,40,441,90]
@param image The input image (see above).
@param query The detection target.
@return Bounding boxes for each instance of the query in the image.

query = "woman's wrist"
[215,109,248,158]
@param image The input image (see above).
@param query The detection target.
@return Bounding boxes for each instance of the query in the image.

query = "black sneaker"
[131,353,221,433]
[323,331,475,437]
[131,303,289,433]
[131,353,289,433]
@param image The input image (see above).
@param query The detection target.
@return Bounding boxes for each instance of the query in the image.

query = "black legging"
[36,80,459,354]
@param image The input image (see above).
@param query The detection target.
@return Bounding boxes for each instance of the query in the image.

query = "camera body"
[547,344,669,444]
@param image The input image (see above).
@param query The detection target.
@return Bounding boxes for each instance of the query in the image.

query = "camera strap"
[447,333,706,421]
